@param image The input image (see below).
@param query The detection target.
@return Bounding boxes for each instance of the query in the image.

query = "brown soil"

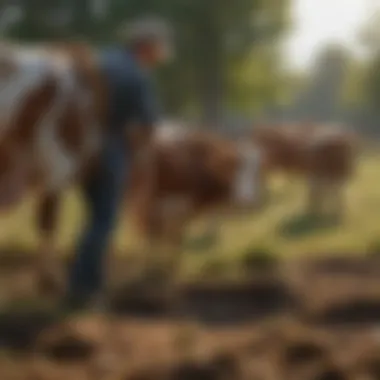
[0,251,379,379]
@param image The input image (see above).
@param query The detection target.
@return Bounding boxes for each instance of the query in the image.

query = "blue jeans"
[67,136,128,302]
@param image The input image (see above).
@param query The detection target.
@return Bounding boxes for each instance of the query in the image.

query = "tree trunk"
[198,24,224,130]
[200,68,223,129]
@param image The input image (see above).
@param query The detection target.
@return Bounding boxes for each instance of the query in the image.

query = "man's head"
[119,16,173,69]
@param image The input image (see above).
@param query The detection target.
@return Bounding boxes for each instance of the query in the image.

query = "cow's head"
[203,136,267,214]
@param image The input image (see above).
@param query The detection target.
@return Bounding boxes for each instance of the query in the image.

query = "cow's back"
[0,45,54,137]
[253,124,356,180]
[306,128,356,180]
[252,126,308,173]
[129,128,245,225]
[131,131,227,200]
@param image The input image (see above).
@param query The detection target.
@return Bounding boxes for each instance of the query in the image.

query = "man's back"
[63,17,171,311]
[99,47,146,132]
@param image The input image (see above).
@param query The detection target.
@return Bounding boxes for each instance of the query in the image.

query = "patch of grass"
[0,152,378,270]
[240,244,279,274]
[185,233,219,251]
[173,323,200,354]
[198,257,231,279]
[278,213,340,238]
[184,152,380,260]
[366,238,380,257]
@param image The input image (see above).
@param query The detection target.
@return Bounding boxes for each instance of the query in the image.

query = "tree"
[359,9,380,57]
[289,44,350,122]
[5,0,291,126]
[334,10,380,135]
[105,0,290,125]
[361,11,380,112]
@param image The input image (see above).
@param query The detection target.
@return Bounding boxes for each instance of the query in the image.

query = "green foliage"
[340,57,367,108]
[338,9,380,119]
[4,0,291,122]
[240,243,279,273]
[358,10,380,56]
[365,55,380,111]
[366,237,380,257]
[199,256,230,278]
[288,44,350,121]
[350,10,380,117]
[0,153,380,267]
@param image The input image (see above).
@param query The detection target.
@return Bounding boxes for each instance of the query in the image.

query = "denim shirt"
[99,47,159,134]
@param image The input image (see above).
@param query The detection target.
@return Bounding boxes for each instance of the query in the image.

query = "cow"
[0,40,108,294]
[125,123,266,279]
[32,122,265,293]
[251,122,357,219]
[0,41,265,293]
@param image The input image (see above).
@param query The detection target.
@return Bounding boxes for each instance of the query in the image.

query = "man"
[64,17,173,310]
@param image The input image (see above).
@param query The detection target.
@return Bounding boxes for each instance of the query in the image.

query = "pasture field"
[1,150,379,263]
[0,151,378,380]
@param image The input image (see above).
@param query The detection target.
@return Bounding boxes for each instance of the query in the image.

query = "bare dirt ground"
[0,251,380,379]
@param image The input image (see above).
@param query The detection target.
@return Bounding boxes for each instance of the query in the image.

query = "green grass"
[1,151,380,263]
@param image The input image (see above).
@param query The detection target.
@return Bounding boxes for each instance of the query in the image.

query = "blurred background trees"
[0,0,291,127]
[0,0,379,134]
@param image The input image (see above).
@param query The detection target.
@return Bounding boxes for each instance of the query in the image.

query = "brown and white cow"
[0,41,265,290]
[126,123,266,278]
[252,122,357,218]
[0,40,108,293]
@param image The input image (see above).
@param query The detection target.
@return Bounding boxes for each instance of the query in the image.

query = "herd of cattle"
[0,41,357,289]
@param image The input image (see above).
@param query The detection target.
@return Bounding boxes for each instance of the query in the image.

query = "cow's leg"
[336,183,346,221]
[129,149,164,281]
[204,219,220,244]
[138,197,188,285]
[162,215,186,282]
[0,147,30,210]
[195,214,221,248]
[159,198,191,283]
[130,189,163,280]
[0,172,27,208]
[35,192,64,297]
[307,176,324,216]
[328,180,346,221]
[159,205,195,317]
[138,207,166,280]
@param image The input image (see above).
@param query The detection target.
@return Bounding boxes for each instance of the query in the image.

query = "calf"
[127,125,265,277]
[252,123,357,218]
